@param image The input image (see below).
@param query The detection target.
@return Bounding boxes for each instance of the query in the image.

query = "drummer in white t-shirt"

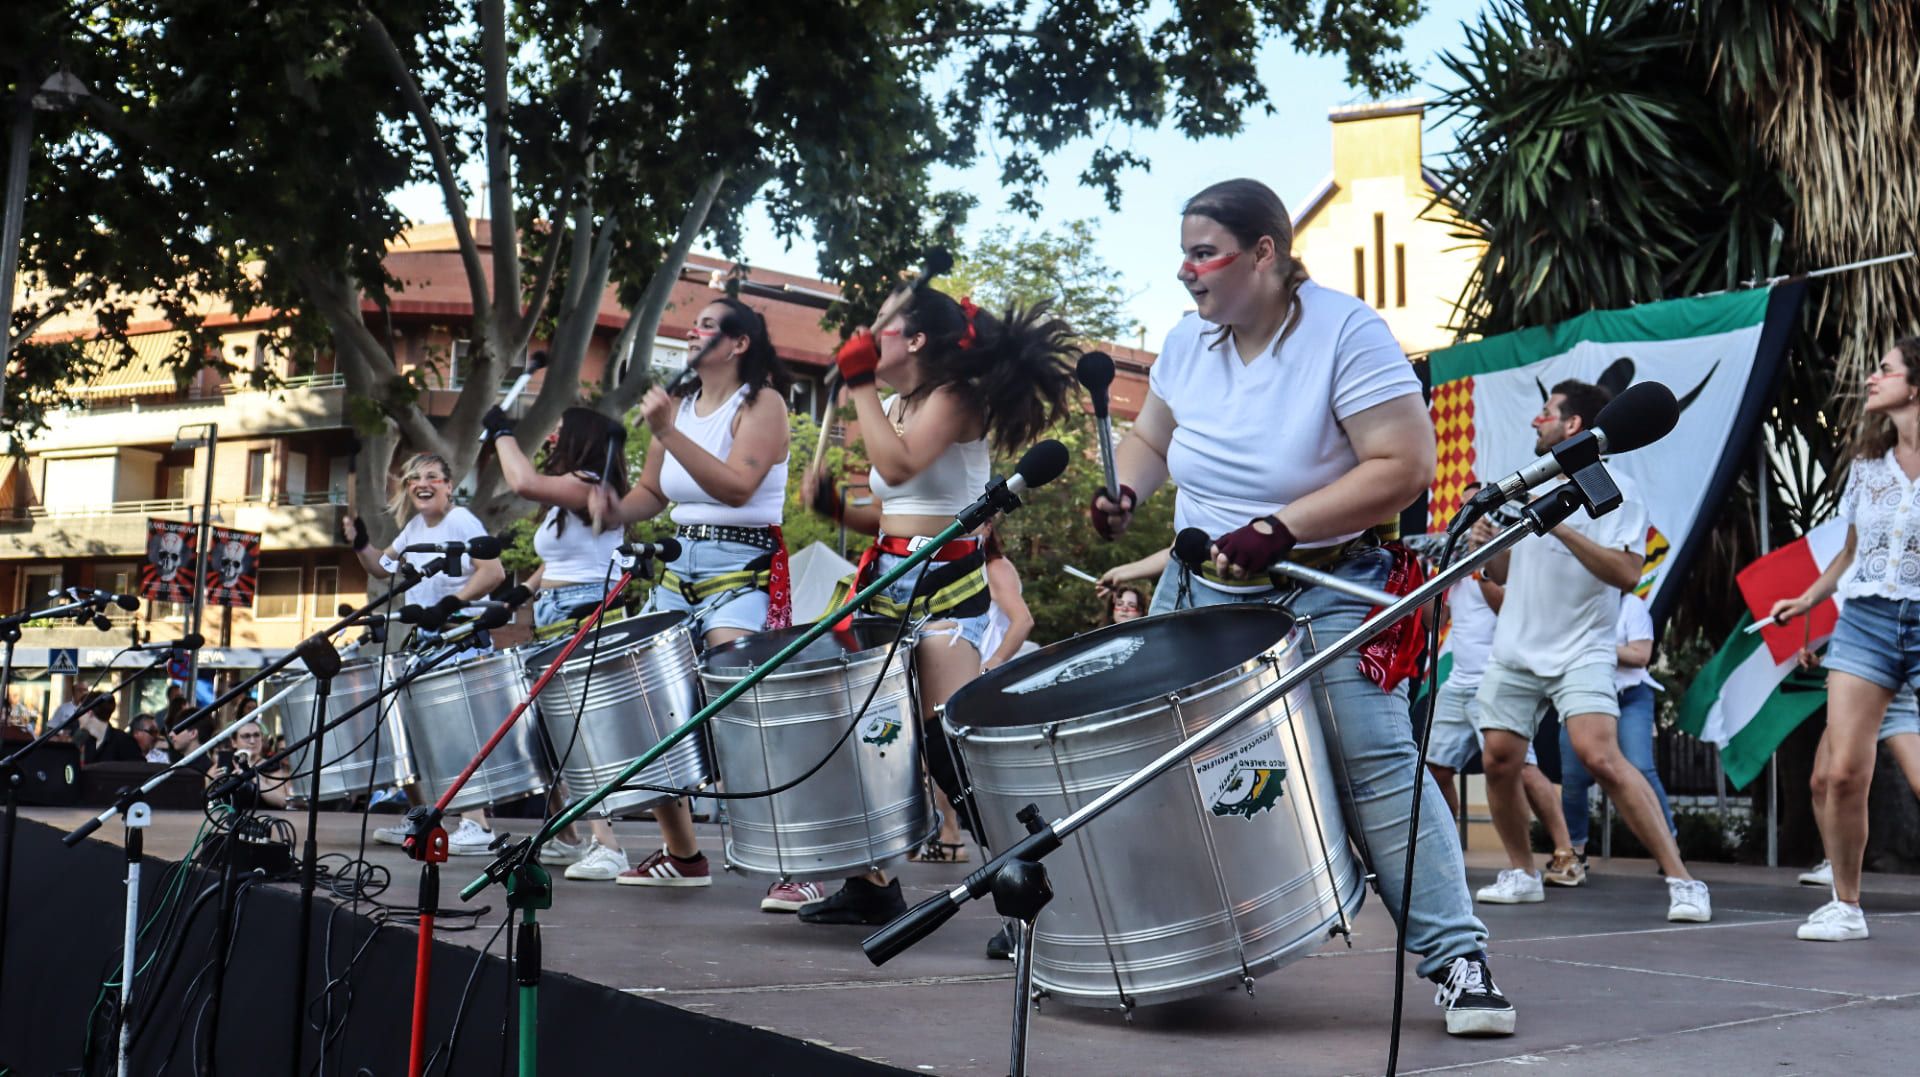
[1090,178,1512,1037]
[1470,381,1710,922]
[345,451,506,856]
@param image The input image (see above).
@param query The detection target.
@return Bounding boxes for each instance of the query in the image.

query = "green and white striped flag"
[1675,615,1827,790]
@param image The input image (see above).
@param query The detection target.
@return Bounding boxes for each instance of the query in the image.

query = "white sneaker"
[1667,877,1712,922]
[1797,860,1833,887]
[373,824,408,846]
[1476,869,1545,904]
[563,840,630,881]
[1797,899,1869,941]
[539,836,588,865]
[446,817,499,857]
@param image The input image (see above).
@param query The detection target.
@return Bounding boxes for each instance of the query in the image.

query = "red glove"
[835,329,880,387]
[1214,515,1296,575]
[1089,484,1136,541]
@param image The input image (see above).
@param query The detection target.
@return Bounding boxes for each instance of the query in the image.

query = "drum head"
[701,617,904,675]
[946,605,1296,729]
[524,610,687,671]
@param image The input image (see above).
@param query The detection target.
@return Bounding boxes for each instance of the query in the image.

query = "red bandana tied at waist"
[764,525,793,630]
[1356,543,1427,693]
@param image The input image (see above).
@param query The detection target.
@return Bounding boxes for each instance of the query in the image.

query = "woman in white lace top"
[1771,336,1920,943]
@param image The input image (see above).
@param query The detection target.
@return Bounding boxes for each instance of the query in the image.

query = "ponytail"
[899,285,1077,454]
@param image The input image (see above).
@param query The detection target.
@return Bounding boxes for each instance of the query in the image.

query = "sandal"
[910,840,969,863]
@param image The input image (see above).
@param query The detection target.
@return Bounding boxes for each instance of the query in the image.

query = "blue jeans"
[1559,682,1674,846]
[533,581,609,629]
[640,537,772,635]
[1151,553,1489,977]
[1826,595,1920,692]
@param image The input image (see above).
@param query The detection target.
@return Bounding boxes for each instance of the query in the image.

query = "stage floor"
[32,806,1920,1076]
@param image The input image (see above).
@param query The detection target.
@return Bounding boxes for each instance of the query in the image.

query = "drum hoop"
[534,616,694,677]
[944,625,1301,743]
[699,633,914,680]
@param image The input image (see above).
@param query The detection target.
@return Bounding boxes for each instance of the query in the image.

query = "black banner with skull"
[142,518,198,602]
[203,526,261,608]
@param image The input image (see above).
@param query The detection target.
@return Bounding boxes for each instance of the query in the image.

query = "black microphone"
[402,535,504,560]
[400,595,464,630]
[1008,439,1070,497]
[616,537,683,562]
[70,588,140,611]
[500,584,534,608]
[1174,527,1213,570]
[1075,351,1115,419]
[473,603,514,630]
[133,633,205,652]
[1461,382,1680,521]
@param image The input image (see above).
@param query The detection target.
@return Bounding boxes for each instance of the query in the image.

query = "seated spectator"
[169,713,216,774]
[206,718,289,810]
[129,714,171,763]
[78,695,142,765]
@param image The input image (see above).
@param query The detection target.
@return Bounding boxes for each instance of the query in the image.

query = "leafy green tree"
[943,219,1142,345]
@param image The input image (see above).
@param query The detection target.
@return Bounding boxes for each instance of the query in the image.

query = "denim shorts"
[1883,686,1920,741]
[868,551,991,654]
[640,538,771,636]
[1825,595,1920,694]
[534,581,610,629]
[1473,659,1620,738]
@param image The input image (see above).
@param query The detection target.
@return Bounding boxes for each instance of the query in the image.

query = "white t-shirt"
[1614,594,1663,693]
[1148,281,1422,543]
[384,506,490,608]
[1441,574,1498,689]
[1490,473,1648,677]
[1836,451,1920,601]
[534,506,623,585]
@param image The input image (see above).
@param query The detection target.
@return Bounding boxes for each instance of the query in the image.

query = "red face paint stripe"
[1180,250,1241,277]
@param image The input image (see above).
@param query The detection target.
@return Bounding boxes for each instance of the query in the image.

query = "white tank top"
[533,506,623,584]
[661,385,788,526]
[867,397,990,517]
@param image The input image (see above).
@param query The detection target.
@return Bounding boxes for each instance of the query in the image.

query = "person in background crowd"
[1770,336,1920,942]
[207,718,289,810]
[130,714,172,764]
[169,713,216,775]
[1096,549,1165,625]
[78,695,141,765]
[1556,594,1675,883]
[347,451,510,856]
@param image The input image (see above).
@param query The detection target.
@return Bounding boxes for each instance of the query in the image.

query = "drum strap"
[828,549,990,625]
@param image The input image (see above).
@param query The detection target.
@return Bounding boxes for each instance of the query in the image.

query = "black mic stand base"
[994,853,1052,1077]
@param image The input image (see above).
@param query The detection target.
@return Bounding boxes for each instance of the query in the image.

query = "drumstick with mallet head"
[810,247,957,468]
[1075,350,1121,508]
[475,350,551,443]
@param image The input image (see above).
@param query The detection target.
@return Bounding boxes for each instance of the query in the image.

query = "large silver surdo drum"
[397,650,550,813]
[527,611,709,818]
[942,604,1366,1009]
[266,660,414,806]
[701,619,934,879]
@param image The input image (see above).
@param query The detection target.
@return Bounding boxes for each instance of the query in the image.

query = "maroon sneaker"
[761,879,826,913]
[616,847,711,887]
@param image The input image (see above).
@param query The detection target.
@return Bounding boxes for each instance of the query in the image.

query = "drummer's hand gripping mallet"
[458,440,1070,1077]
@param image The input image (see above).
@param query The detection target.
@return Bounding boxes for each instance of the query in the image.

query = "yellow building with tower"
[1290,100,1483,359]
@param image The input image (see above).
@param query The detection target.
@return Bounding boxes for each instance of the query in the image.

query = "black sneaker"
[797,877,906,925]
[986,924,1014,961]
[1431,954,1516,1036]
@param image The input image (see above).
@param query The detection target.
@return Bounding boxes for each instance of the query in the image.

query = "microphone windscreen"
[1594,381,1679,455]
[502,584,534,607]
[659,537,683,562]
[1075,351,1115,392]
[1173,528,1213,569]
[466,535,505,560]
[476,603,513,630]
[338,603,355,617]
[115,593,140,611]
[528,350,550,372]
[398,604,426,625]
[180,633,205,648]
[1014,440,1071,490]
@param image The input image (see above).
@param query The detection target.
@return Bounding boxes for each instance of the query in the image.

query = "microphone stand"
[286,632,343,1077]
[396,586,550,1077]
[458,465,1049,1077]
[860,484,1592,1077]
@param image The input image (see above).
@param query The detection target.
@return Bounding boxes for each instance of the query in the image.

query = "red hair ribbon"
[957,296,980,350]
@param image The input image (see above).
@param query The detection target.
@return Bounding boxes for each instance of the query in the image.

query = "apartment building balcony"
[0,492,348,560]
[27,373,350,454]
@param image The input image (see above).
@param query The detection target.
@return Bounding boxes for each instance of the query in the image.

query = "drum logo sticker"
[1195,726,1289,820]
[1002,636,1146,695]
[860,714,903,747]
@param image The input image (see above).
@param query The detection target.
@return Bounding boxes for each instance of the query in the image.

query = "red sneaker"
[616,847,712,887]
[760,879,826,913]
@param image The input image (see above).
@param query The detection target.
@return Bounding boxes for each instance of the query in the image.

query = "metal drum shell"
[700,620,933,880]
[527,611,708,818]
[398,650,550,813]
[268,660,415,806]
[943,605,1366,1009]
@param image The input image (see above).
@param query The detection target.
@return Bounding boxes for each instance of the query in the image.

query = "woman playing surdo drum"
[587,297,803,907]
[484,405,646,882]
[1089,178,1516,1037]
[800,283,1076,926]
[346,453,510,856]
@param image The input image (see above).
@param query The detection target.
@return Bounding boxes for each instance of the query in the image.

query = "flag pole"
[1756,438,1778,868]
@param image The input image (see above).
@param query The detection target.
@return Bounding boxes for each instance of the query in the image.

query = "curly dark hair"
[896,284,1078,454]
[678,296,794,404]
